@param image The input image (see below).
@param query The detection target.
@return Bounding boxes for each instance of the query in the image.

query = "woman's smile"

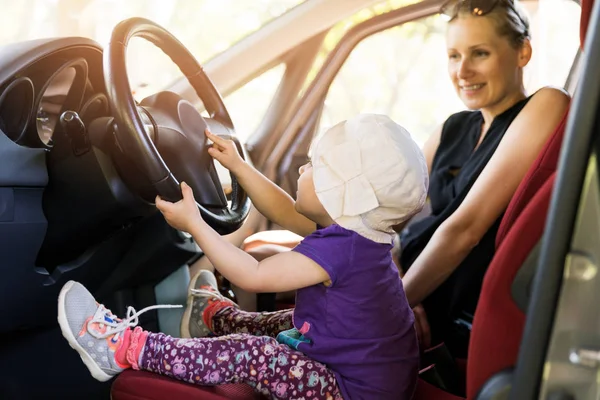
[460,82,486,96]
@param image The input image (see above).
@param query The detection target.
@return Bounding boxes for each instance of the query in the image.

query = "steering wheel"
[103,17,250,234]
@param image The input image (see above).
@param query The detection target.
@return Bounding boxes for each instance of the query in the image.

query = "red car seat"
[111,371,261,400]
[111,1,594,399]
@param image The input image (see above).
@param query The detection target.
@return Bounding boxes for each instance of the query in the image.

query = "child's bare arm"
[156,182,328,292]
[191,221,329,293]
[207,130,315,237]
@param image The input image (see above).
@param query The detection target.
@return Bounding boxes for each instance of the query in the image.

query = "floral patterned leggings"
[139,307,343,400]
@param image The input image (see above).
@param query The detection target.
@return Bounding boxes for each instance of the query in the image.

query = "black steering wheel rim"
[103,17,250,234]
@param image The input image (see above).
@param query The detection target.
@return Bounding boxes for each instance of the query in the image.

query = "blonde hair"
[453,1,531,48]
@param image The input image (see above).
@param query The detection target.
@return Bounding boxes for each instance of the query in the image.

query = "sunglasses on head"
[440,0,514,20]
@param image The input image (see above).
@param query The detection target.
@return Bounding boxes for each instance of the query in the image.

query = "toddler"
[58,114,428,399]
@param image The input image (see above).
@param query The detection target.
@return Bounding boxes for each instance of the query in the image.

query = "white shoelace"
[190,288,231,302]
[88,304,182,339]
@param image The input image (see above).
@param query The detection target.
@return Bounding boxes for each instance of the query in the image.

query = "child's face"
[295,162,331,223]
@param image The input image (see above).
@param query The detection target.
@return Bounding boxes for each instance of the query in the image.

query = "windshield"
[0,0,305,97]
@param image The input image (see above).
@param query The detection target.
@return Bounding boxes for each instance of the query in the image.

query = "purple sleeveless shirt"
[285,224,419,399]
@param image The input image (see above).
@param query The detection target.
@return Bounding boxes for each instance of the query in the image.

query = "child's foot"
[180,270,237,338]
[57,281,176,381]
[58,281,135,381]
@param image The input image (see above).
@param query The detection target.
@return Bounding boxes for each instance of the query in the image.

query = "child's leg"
[211,308,294,338]
[58,280,300,396]
[141,332,343,400]
[182,270,293,338]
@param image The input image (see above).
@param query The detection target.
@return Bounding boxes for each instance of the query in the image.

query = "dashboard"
[0,37,204,345]
[0,43,109,150]
[0,38,159,268]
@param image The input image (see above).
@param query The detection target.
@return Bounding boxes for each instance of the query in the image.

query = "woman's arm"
[422,123,444,174]
[393,123,443,279]
[393,123,444,278]
[402,87,570,307]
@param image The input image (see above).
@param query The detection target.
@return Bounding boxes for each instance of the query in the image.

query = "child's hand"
[155,182,203,234]
[205,129,245,174]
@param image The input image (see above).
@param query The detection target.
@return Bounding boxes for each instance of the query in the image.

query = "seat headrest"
[581,0,595,48]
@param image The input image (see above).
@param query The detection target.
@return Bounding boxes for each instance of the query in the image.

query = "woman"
[191,0,570,357]
[401,0,569,356]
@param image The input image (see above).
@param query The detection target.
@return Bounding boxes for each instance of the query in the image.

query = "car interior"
[0,0,598,399]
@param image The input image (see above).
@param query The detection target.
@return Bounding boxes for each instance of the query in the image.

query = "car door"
[511,0,600,396]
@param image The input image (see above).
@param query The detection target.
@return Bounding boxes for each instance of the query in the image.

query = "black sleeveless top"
[400,96,531,346]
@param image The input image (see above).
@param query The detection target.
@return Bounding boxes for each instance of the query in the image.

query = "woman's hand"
[413,303,431,350]
[155,182,203,234]
[206,129,245,175]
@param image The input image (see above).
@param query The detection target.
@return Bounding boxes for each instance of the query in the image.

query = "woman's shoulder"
[508,87,571,132]
[500,87,571,146]
[527,86,571,110]
[532,85,570,97]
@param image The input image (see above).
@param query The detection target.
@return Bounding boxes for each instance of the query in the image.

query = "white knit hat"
[311,114,429,243]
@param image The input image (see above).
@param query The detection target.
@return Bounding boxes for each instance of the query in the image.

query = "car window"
[522,0,581,91]
[317,0,581,147]
[0,0,305,96]
[224,64,286,144]
[215,64,286,192]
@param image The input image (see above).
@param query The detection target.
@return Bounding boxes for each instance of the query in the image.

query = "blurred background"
[0,0,581,146]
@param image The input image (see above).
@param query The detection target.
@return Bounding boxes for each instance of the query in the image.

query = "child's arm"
[191,221,328,293]
[206,130,315,237]
[156,183,329,292]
